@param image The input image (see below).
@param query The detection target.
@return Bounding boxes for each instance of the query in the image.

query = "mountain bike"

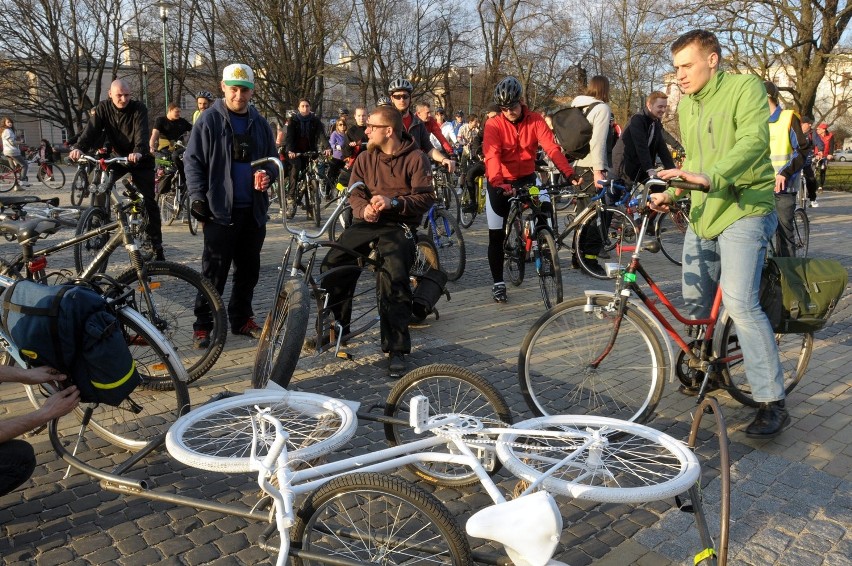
[503,184,564,309]
[155,143,198,235]
[432,163,460,223]
[518,178,813,423]
[285,151,324,227]
[69,147,110,206]
[459,170,487,229]
[424,199,465,281]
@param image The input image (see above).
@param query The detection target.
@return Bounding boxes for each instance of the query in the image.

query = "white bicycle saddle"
[466,491,564,566]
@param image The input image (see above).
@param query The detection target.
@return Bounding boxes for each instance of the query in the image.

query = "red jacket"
[483,105,573,187]
[423,117,454,154]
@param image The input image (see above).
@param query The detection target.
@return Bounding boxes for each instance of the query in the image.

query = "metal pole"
[142,64,149,109]
[468,68,473,116]
[160,8,169,111]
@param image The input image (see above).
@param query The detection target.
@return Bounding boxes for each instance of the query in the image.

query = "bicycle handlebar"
[74,155,129,168]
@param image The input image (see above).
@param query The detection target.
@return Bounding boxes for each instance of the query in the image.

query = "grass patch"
[824,165,852,191]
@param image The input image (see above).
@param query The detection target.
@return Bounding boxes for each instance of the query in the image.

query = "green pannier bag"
[760,257,847,334]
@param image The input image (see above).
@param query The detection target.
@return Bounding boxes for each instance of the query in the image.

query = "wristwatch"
[390,197,401,210]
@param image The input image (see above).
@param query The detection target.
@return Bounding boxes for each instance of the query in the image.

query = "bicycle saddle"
[466,491,563,566]
[0,195,41,207]
[0,218,62,243]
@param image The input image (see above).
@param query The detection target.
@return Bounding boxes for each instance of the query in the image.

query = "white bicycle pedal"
[410,395,430,433]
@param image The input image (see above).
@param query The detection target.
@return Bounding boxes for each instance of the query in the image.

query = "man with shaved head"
[70,79,164,259]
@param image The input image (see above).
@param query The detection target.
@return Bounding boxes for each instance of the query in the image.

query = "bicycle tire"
[39,307,191,451]
[309,179,322,228]
[518,295,666,423]
[253,278,311,389]
[158,191,176,225]
[793,208,809,257]
[412,240,441,276]
[384,363,512,487]
[291,472,472,566]
[504,209,525,286]
[458,186,476,229]
[285,179,298,220]
[73,205,111,274]
[656,206,689,266]
[536,228,562,309]
[574,207,636,279]
[165,390,358,473]
[39,165,65,189]
[496,415,700,503]
[114,261,227,386]
[718,315,812,407]
[327,203,351,242]
[70,169,88,206]
[427,208,465,282]
[0,163,17,192]
[316,264,381,344]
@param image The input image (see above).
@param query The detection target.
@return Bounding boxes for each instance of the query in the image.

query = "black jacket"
[342,125,367,159]
[402,111,433,154]
[611,107,675,183]
[74,99,152,165]
[284,113,330,154]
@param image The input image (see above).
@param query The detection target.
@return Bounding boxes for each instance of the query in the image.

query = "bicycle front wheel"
[496,415,699,503]
[504,209,525,286]
[291,472,472,566]
[718,315,812,407]
[253,277,311,389]
[384,363,512,487]
[656,206,689,266]
[574,208,636,279]
[0,163,17,192]
[428,208,465,281]
[519,295,666,423]
[536,229,562,309]
[793,208,809,257]
[73,206,111,274]
[70,169,89,206]
[114,261,227,385]
[165,390,358,472]
[309,179,322,227]
[158,191,176,225]
[40,165,65,189]
[80,307,190,451]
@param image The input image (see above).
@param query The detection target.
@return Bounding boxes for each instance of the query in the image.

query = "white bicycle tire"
[496,415,699,503]
[166,390,358,472]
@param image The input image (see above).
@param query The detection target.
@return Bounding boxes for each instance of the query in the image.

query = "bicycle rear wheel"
[519,295,666,423]
[165,390,357,473]
[427,208,465,281]
[496,415,699,503]
[39,164,65,189]
[504,209,525,286]
[0,163,17,192]
[574,208,636,279]
[114,261,227,386]
[384,363,512,487]
[535,228,562,309]
[718,315,812,407]
[793,208,809,257]
[252,277,311,389]
[656,205,689,266]
[309,178,322,227]
[158,191,176,225]
[291,472,472,566]
[73,206,111,274]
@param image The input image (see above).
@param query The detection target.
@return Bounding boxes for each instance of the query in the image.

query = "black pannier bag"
[411,267,449,324]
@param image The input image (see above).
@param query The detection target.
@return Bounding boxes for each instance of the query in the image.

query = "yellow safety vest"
[768,109,798,173]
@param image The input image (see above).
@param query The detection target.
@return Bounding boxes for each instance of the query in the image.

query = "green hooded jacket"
[670,71,775,239]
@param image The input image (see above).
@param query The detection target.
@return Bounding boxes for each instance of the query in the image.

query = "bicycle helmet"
[196,90,214,102]
[387,78,414,94]
[338,107,349,116]
[376,96,392,107]
[493,76,523,107]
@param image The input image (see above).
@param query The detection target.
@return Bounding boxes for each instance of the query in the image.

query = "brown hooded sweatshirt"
[348,137,435,227]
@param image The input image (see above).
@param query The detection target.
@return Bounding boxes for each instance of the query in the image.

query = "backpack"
[550,102,601,160]
[759,257,847,333]
[1,280,142,406]
[411,267,449,324]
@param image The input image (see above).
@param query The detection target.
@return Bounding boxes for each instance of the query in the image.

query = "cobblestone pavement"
[1,176,850,565]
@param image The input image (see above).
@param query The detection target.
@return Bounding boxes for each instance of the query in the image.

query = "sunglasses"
[391,94,410,100]
[500,103,520,112]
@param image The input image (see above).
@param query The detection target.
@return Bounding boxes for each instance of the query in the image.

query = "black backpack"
[1,281,142,406]
[550,102,601,160]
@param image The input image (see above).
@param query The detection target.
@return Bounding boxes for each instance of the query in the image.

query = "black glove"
[190,200,212,222]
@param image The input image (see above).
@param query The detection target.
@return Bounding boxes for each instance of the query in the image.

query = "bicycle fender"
[583,290,676,384]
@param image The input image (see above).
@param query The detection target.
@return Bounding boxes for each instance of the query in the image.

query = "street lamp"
[142,64,149,109]
[468,67,473,116]
[155,1,174,112]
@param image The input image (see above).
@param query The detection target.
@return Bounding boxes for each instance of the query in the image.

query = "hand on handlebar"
[648,191,674,213]
[500,184,515,196]
[657,168,710,192]
[69,149,83,162]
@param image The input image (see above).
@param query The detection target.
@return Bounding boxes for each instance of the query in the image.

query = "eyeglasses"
[500,103,520,112]
[391,94,410,100]
[365,123,391,131]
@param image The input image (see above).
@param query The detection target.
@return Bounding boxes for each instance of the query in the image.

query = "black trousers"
[287,156,308,199]
[574,166,604,257]
[803,163,818,201]
[320,222,416,354]
[0,439,36,496]
[464,161,485,206]
[195,207,266,331]
[774,192,797,258]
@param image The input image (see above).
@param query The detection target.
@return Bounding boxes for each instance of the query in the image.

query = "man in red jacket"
[482,76,575,302]
[321,106,435,377]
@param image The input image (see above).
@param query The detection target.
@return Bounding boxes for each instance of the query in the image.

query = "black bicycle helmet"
[196,90,214,101]
[387,78,414,94]
[493,76,523,107]
[376,96,392,107]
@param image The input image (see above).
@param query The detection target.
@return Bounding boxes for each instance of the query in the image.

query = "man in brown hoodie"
[321,106,435,377]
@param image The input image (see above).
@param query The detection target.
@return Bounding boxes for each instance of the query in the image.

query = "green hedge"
[825,165,852,192]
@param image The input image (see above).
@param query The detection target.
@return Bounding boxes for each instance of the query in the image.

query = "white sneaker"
[811,200,819,208]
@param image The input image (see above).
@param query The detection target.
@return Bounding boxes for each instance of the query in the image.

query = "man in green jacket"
[651,29,788,438]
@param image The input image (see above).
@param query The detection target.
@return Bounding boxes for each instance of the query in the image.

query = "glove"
[190,200,212,222]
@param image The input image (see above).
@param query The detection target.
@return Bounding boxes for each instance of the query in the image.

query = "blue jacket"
[185,99,278,226]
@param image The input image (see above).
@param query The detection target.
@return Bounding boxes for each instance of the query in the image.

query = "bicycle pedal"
[336,351,352,360]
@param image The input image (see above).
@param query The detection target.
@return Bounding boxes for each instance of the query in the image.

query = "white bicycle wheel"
[496,415,699,503]
[166,390,358,473]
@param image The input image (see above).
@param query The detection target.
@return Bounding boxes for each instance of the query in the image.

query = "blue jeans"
[682,212,785,402]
